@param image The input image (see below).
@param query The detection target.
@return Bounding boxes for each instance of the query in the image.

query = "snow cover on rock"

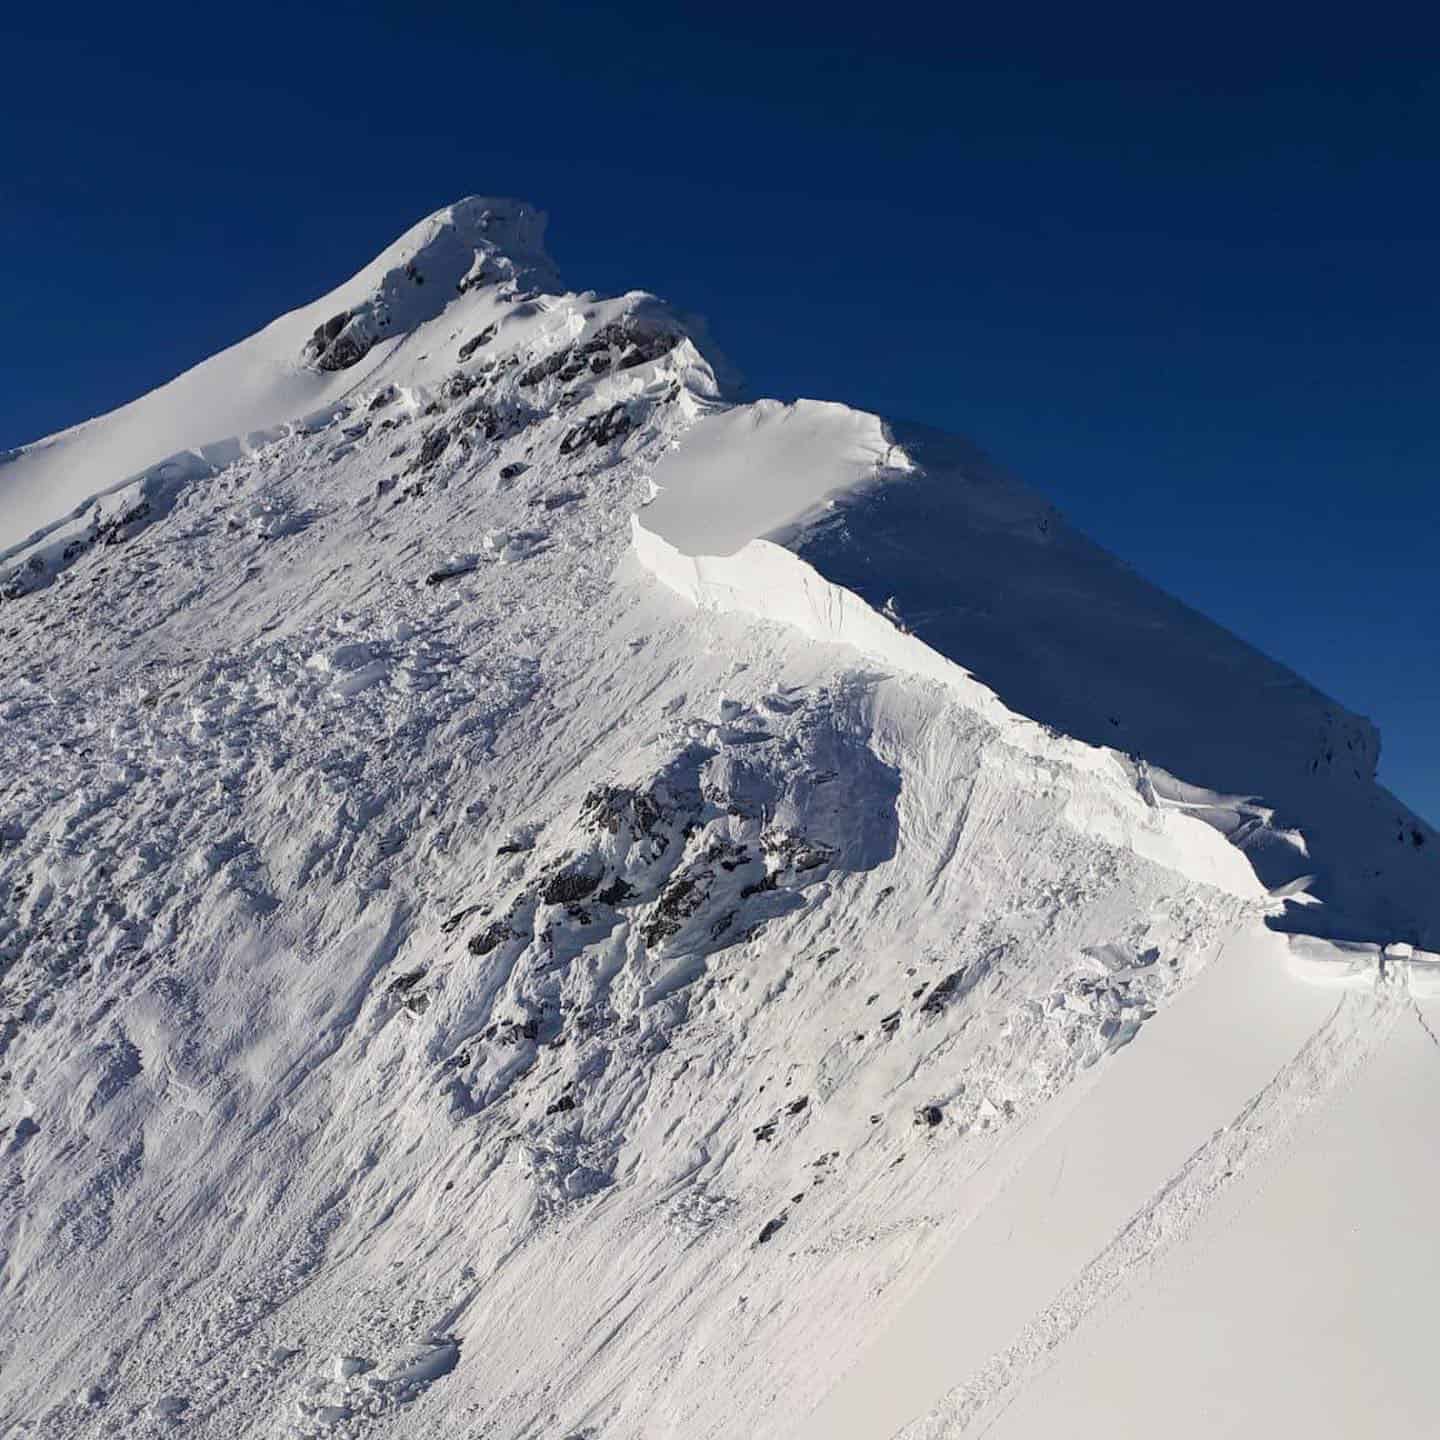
[1,197,1435,1439]
[637,405,1435,951]
[0,198,557,558]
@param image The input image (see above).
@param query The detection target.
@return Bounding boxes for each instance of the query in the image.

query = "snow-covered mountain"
[1,198,1435,1439]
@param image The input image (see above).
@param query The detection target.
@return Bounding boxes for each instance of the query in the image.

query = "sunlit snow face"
[1,193,1433,1440]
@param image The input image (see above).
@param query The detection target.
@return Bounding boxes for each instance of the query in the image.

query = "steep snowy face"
[297,196,559,373]
[0,199,1434,1440]
[642,399,904,555]
[634,411,1436,949]
[0,197,558,554]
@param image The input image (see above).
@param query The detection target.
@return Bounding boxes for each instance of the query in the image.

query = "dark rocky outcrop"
[756,1213,787,1245]
[542,868,601,906]
[595,877,634,906]
[581,784,666,841]
[468,921,514,957]
[303,311,377,372]
[424,560,478,587]
[559,404,633,456]
[458,324,498,360]
[413,426,451,470]
[386,968,430,1015]
[639,875,702,947]
[518,318,678,389]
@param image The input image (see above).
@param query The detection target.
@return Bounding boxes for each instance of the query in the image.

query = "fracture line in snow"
[896,977,1405,1439]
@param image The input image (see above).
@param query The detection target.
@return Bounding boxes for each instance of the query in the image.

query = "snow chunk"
[333,1355,374,1382]
[307,643,375,674]
[386,1338,460,1392]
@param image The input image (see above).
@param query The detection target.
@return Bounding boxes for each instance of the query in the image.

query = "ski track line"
[1410,998,1440,1057]
[895,978,1403,1440]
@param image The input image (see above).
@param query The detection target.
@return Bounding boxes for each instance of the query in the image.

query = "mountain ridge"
[1,197,1435,1439]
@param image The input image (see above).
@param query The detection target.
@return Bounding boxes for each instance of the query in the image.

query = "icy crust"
[813,924,1440,1440]
[798,425,1436,947]
[0,451,223,601]
[634,517,980,694]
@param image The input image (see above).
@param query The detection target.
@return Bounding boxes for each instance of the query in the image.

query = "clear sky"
[2,2,1435,822]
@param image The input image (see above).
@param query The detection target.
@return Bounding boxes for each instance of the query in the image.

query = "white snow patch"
[643,398,902,556]
[0,192,1432,1440]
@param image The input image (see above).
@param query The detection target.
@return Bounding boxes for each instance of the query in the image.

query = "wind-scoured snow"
[1,197,1435,1440]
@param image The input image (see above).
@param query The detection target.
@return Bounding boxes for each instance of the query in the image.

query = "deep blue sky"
[3,2,1435,821]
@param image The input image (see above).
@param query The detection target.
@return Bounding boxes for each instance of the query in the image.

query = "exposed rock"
[468,921,514,956]
[386,968,430,1015]
[440,371,476,402]
[98,501,153,547]
[413,426,451,470]
[559,404,633,456]
[756,1213,787,1245]
[920,968,972,1014]
[440,905,485,935]
[458,324,498,360]
[640,875,702,947]
[518,318,679,389]
[595,877,634,906]
[582,784,665,840]
[542,868,601,906]
[303,310,377,372]
[425,558,478,587]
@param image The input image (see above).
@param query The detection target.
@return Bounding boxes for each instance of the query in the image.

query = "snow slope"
[1,198,1435,1440]
[975,984,1440,1439]
[800,927,1440,1439]
[636,410,1435,950]
[0,198,558,558]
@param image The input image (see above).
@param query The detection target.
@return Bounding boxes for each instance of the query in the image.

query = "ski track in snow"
[0,197,1433,1439]
[897,974,1404,1439]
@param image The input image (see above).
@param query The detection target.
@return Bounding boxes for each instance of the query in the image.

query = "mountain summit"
[2,200,1435,1439]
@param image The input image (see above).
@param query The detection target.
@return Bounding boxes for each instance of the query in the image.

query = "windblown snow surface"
[1,198,1435,1440]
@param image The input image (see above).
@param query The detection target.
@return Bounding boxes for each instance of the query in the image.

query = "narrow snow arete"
[1,199,1435,1439]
